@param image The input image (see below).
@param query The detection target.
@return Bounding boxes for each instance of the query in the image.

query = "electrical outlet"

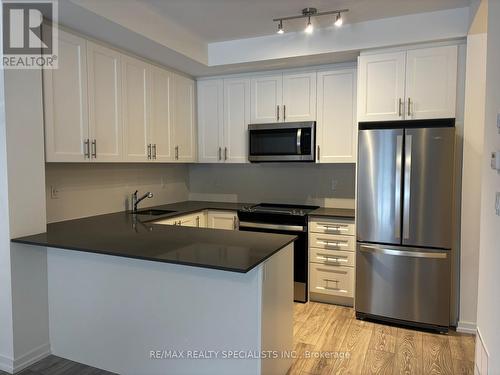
[496,192,500,216]
[50,186,59,199]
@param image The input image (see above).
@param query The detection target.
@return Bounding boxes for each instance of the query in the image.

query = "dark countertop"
[11,201,295,273]
[309,207,356,219]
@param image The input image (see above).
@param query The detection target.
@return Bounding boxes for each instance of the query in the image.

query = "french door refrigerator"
[355,120,455,332]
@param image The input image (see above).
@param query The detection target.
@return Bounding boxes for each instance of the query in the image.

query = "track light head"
[277,20,284,34]
[334,12,343,27]
[305,17,313,33]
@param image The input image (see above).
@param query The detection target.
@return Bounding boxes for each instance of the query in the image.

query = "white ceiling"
[140,0,470,43]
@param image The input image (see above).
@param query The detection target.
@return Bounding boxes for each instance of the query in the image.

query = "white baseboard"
[12,342,50,373]
[0,353,14,374]
[457,320,477,334]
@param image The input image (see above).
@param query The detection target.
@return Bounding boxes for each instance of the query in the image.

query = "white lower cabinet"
[309,216,356,306]
[155,210,237,230]
[206,211,239,230]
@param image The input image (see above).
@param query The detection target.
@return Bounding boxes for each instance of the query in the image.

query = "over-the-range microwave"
[248,121,316,162]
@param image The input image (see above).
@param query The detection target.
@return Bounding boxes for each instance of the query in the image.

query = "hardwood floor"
[1,301,475,375]
[289,302,476,375]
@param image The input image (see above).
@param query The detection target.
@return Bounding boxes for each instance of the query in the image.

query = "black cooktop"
[239,203,320,217]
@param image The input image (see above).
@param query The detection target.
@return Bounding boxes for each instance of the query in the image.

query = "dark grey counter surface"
[11,201,295,273]
[309,207,356,219]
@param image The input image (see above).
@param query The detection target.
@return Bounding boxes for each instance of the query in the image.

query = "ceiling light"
[277,20,284,34]
[305,17,313,33]
[334,12,343,27]
[273,8,348,35]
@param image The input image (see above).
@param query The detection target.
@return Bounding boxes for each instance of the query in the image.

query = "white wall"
[189,164,356,209]
[476,0,500,372]
[459,0,488,333]
[45,163,190,223]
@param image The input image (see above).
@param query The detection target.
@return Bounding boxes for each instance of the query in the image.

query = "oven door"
[248,122,315,162]
[239,221,308,303]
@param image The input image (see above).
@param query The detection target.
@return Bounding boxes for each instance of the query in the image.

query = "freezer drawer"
[355,243,450,328]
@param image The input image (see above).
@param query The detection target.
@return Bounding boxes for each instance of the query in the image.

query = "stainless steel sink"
[131,209,177,216]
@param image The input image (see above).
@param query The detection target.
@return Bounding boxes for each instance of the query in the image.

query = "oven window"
[249,128,312,155]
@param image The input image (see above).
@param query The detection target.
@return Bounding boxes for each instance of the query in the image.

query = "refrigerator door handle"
[359,245,448,259]
[395,135,403,239]
[403,134,412,240]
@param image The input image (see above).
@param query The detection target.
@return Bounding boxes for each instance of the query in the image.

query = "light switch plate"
[491,151,500,172]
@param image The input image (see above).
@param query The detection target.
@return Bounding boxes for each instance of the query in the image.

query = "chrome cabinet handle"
[224,147,228,161]
[296,129,302,154]
[398,98,403,117]
[317,145,320,161]
[91,140,96,158]
[147,144,152,160]
[152,144,157,160]
[395,135,403,239]
[277,105,280,121]
[318,225,348,232]
[84,139,90,159]
[283,105,286,121]
[218,147,221,161]
[316,256,348,263]
[175,146,179,160]
[408,98,412,116]
[196,216,200,227]
[318,240,348,247]
[233,216,238,230]
[403,135,412,240]
[359,245,448,259]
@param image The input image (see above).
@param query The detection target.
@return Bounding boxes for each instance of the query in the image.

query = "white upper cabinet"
[197,77,250,164]
[250,71,317,124]
[44,30,89,162]
[282,71,317,122]
[172,74,197,162]
[358,45,458,122]
[121,55,150,162]
[224,77,250,163]
[87,41,123,162]
[317,68,357,163]
[405,45,457,120]
[150,66,173,162]
[197,79,223,163]
[357,51,406,122]
[250,74,283,123]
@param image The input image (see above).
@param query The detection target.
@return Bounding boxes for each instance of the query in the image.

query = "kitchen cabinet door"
[87,42,123,162]
[282,71,317,122]
[150,66,174,162]
[250,74,283,124]
[316,68,357,163]
[357,52,406,122]
[207,211,238,230]
[121,55,150,162]
[224,77,250,163]
[405,45,457,120]
[43,30,89,162]
[197,79,224,163]
[173,74,197,162]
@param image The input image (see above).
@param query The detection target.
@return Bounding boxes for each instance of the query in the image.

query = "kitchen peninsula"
[12,202,296,375]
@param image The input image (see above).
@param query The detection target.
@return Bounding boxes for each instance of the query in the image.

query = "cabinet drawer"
[310,264,354,298]
[310,248,355,267]
[310,218,355,236]
[309,233,355,252]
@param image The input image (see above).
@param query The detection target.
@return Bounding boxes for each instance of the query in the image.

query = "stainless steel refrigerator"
[355,120,455,332]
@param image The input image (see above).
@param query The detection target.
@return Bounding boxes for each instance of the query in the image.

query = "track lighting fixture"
[277,19,284,34]
[273,7,348,35]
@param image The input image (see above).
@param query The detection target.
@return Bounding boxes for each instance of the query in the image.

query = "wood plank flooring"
[1,301,475,375]
[290,302,476,375]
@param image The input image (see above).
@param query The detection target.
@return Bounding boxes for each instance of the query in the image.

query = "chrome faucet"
[132,190,153,212]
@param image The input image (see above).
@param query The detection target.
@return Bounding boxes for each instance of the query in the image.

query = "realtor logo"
[2,0,58,69]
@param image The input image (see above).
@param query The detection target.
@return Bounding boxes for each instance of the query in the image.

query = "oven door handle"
[239,221,305,232]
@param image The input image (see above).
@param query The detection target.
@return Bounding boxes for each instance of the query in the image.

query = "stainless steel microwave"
[248,121,316,162]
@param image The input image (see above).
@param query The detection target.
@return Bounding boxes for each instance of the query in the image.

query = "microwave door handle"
[296,128,302,154]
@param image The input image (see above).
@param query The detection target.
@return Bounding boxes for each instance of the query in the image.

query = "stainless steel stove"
[238,203,319,303]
